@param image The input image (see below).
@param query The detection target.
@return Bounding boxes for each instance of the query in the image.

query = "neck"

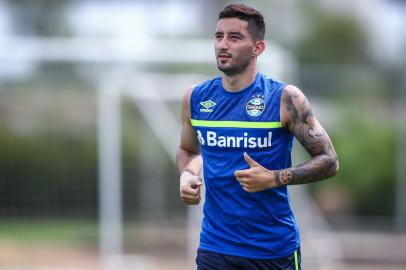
[221,65,257,92]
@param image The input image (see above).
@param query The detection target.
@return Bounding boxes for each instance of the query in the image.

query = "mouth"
[217,53,232,60]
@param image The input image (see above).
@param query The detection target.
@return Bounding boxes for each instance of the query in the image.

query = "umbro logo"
[200,100,216,113]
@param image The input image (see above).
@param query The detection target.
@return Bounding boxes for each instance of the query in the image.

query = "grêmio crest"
[246,95,265,117]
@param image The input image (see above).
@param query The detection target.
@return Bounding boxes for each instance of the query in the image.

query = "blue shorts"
[196,248,301,270]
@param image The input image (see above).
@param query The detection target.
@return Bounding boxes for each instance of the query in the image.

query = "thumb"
[191,177,203,188]
[244,152,260,168]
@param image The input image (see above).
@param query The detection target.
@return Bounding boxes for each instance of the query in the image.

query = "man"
[176,4,339,270]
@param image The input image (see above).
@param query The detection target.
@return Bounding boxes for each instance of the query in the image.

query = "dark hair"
[218,4,265,41]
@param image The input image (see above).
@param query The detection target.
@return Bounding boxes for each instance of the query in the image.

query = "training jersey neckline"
[219,73,260,97]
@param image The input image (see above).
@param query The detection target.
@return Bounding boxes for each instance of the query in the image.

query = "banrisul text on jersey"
[196,130,272,148]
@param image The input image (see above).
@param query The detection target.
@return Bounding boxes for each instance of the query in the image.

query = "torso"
[190,72,300,259]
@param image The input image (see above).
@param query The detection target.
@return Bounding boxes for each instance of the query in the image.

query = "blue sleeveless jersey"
[190,73,300,259]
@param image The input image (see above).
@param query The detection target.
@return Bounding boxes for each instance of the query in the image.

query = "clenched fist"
[180,170,203,205]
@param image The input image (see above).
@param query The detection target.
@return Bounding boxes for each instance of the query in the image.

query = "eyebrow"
[215,31,244,37]
[229,31,244,37]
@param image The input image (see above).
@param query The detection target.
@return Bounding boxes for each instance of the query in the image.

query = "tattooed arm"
[234,85,339,192]
[276,85,339,185]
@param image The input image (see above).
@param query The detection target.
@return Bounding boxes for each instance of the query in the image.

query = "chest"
[193,89,280,123]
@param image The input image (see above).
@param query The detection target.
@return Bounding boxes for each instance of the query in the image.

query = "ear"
[252,40,265,57]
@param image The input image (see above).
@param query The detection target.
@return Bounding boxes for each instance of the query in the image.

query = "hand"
[180,171,203,205]
[234,152,278,192]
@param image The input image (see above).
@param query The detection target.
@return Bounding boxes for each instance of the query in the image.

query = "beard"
[216,52,252,76]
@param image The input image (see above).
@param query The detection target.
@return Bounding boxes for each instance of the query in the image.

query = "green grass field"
[0,219,98,247]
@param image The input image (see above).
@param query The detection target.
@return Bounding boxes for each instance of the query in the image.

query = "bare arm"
[176,86,202,175]
[176,86,203,204]
[234,85,338,192]
[276,85,339,185]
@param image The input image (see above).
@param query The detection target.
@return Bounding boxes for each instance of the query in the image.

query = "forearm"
[279,85,339,186]
[176,147,203,175]
[274,153,338,185]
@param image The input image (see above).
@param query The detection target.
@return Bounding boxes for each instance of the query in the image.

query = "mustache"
[217,51,232,58]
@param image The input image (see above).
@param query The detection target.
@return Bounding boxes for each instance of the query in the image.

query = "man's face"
[215,18,255,75]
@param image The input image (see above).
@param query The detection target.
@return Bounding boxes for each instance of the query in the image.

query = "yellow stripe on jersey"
[190,119,282,129]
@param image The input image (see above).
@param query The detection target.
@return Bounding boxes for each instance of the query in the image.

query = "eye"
[230,35,242,41]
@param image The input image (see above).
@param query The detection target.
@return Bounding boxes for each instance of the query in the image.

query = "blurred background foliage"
[295,4,369,64]
[291,3,398,222]
[6,0,70,36]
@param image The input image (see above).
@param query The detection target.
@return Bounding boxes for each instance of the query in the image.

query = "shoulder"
[180,85,196,122]
[280,85,311,128]
[181,76,219,115]
[259,73,288,96]
[181,85,196,109]
[193,76,221,94]
[281,84,309,109]
[180,77,216,104]
[281,85,305,99]
[185,76,221,105]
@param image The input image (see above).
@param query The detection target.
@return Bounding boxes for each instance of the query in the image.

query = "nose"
[216,37,229,51]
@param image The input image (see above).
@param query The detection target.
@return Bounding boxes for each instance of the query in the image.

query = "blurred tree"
[294,3,398,221]
[6,0,70,36]
[0,131,98,218]
[334,116,396,216]
[311,104,396,218]
[296,4,368,64]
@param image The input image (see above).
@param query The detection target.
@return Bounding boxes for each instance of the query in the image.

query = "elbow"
[326,157,339,178]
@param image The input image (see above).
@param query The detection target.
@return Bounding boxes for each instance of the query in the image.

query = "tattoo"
[285,92,313,125]
[278,170,293,185]
[278,87,339,186]
[297,125,328,156]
